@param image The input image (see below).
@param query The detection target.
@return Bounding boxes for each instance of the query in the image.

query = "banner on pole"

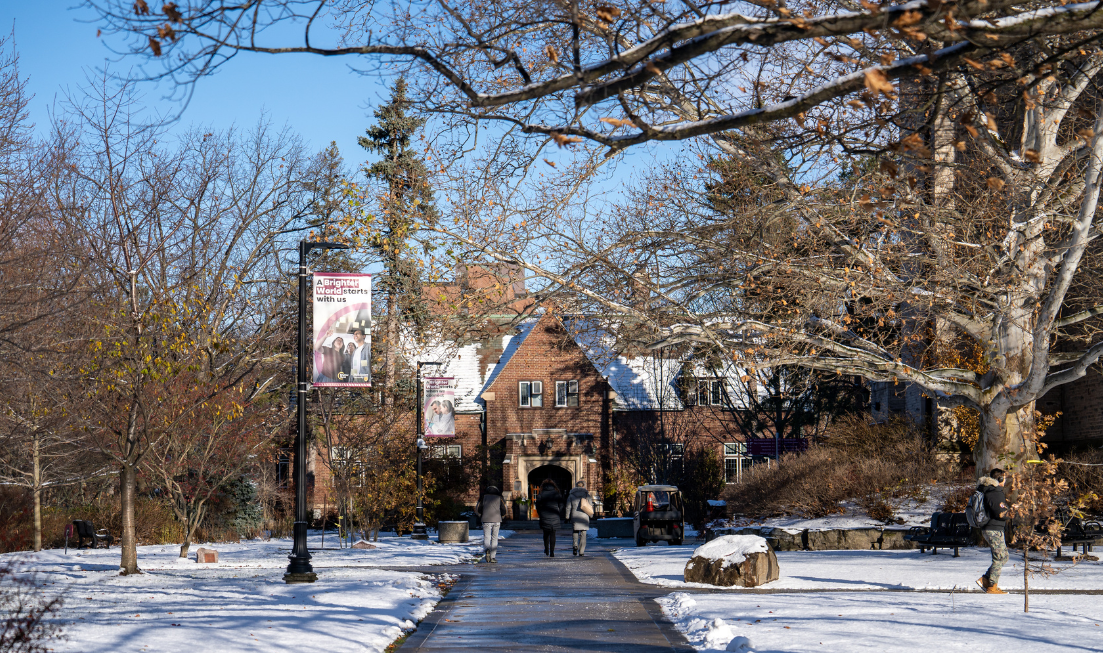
[312,272,372,387]
[423,377,455,437]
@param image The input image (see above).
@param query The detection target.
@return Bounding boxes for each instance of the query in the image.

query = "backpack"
[965,489,990,528]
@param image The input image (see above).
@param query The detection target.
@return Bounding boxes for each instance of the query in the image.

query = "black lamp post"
[412,361,441,540]
[285,239,349,584]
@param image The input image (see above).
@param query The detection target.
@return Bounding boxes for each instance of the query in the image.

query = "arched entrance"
[526,464,573,518]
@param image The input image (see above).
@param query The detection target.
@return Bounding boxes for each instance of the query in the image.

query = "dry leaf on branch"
[864,69,894,97]
[133,0,150,15]
[987,177,1006,190]
[599,117,636,128]
[544,45,558,64]
[645,62,663,76]
[148,36,162,56]
[595,4,622,23]
[550,132,583,147]
[162,2,183,22]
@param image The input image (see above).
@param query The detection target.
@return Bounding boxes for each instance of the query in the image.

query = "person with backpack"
[535,479,565,557]
[566,481,594,556]
[968,468,1010,594]
[475,486,507,563]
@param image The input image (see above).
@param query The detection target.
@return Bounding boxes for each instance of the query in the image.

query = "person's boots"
[573,547,578,556]
[986,583,1008,595]
[976,576,989,590]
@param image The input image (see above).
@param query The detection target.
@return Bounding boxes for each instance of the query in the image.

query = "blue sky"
[5,2,387,166]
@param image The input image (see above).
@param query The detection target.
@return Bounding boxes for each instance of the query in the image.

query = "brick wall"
[483,312,611,504]
[1038,367,1103,449]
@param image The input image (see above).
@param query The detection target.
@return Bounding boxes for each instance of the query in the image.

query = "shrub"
[939,484,975,513]
[0,557,63,652]
[1059,449,1103,514]
[723,415,960,519]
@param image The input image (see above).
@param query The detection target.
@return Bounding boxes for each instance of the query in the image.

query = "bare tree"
[56,79,316,573]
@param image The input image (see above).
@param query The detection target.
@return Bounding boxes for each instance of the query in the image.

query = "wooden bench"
[904,512,974,557]
[73,520,113,549]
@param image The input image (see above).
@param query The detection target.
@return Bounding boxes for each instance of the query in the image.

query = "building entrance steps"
[396,532,693,652]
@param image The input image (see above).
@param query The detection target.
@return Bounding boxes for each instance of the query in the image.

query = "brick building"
[304,308,764,517]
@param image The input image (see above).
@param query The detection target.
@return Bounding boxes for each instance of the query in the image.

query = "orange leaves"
[149,36,162,56]
[859,0,881,15]
[599,116,635,128]
[987,177,1006,191]
[645,61,663,77]
[1023,149,1040,163]
[879,159,898,179]
[550,132,583,147]
[133,0,149,15]
[863,69,894,97]
[896,132,931,158]
[595,4,622,26]
[544,45,559,64]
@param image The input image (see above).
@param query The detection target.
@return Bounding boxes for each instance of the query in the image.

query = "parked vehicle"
[633,485,684,546]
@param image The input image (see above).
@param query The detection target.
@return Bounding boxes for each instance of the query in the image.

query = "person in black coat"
[535,480,565,557]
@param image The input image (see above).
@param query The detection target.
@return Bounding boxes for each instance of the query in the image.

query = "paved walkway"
[396,531,693,652]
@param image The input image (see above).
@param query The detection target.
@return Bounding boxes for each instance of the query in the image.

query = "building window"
[519,381,543,407]
[555,380,579,407]
[661,443,685,459]
[429,444,462,459]
[276,448,292,489]
[723,442,749,483]
[697,379,726,406]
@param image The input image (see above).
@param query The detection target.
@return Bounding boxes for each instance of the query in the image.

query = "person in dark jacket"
[566,481,592,556]
[475,486,507,563]
[976,468,1010,594]
[535,480,565,557]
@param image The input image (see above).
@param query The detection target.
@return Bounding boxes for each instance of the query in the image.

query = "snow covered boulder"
[684,535,778,587]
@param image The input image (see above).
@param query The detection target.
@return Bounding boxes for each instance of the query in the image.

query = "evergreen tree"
[358,78,438,401]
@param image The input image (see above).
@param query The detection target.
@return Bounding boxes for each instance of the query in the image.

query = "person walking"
[975,468,1010,594]
[535,479,565,557]
[475,486,507,563]
[566,481,593,556]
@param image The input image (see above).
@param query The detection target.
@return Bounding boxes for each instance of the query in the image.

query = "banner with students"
[423,377,455,437]
[312,273,372,387]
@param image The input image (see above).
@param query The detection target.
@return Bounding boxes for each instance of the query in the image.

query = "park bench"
[904,512,974,557]
[1045,511,1103,558]
[72,520,113,549]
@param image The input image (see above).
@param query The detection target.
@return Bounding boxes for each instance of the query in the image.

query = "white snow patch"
[691,535,768,567]
[7,531,497,652]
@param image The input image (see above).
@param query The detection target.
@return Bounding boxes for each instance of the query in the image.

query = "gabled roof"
[399,317,539,413]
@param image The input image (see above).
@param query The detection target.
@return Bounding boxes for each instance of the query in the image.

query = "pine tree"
[358,78,438,402]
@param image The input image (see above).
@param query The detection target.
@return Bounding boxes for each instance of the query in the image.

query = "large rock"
[805,528,881,551]
[684,535,780,587]
[437,521,469,543]
[195,547,218,564]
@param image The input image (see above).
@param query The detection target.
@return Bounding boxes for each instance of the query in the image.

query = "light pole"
[286,239,348,584]
[412,361,442,540]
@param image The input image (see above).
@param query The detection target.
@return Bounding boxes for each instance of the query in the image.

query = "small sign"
[424,377,455,437]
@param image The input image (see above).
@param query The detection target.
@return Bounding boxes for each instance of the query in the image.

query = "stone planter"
[437,521,469,543]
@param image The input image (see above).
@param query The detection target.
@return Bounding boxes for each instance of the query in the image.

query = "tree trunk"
[1023,547,1029,612]
[385,267,397,407]
[119,462,140,574]
[32,433,41,552]
[976,405,1036,476]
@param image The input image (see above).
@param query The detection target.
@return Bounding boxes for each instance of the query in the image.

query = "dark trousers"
[542,528,556,555]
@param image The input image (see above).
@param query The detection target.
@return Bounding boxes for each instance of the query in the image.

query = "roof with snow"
[398,318,539,414]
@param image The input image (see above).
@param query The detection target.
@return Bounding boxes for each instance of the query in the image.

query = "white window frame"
[697,379,726,406]
[555,380,580,407]
[723,442,748,483]
[519,380,543,407]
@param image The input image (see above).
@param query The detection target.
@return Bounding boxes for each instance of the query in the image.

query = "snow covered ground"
[615,544,1103,590]
[615,543,1103,652]
[659,590,1103,652]
[13,530,510,653]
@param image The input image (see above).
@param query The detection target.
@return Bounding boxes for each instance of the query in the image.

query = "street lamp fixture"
[285,239,349,584]
[413,361,442,540]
